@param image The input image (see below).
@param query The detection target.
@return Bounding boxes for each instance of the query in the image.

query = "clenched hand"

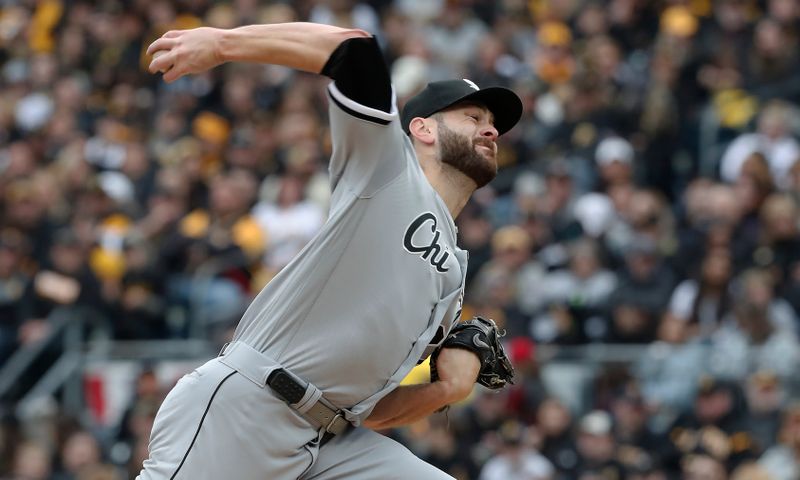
[147,27,225,82]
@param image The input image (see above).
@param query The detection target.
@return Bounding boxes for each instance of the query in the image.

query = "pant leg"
[301,427,454,480]
[137,358,319,480]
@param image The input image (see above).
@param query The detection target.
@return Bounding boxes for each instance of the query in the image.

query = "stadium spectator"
[8,441,52,480]
[606,236,676,343]
[18,229,106,345]
[530,237,616,343]
[636,313,707,411]
[743,370,785,453]
[608,385,670,474]
[252,169,326,279]
[536,397,580,477]
[53,430,104,480]
[0,228,29,364]
[666,377,759,474]
[720,100,800,189]
[478,419,554,480]
[574,410,626,479]
[503,336,546,424]
[759,402,800,480]
[663,246,734,340]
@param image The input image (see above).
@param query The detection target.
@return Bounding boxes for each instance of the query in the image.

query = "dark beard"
[437,123,497,188]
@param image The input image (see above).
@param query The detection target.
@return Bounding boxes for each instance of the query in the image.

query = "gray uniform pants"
[137,345,453,479]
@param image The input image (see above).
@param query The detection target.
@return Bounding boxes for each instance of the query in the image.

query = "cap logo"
[462,79,480,91]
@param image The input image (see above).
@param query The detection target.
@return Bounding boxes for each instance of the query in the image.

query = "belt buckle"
[325,412,347,435]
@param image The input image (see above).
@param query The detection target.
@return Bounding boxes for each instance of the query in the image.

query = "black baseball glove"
[430,316,515,390]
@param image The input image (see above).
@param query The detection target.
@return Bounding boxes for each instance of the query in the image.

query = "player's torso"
[233,146,466,408]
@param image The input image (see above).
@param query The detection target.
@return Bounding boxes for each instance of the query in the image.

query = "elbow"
[330,28,372,51]
[362,418,385,430]
[363,405,393,430]
[363,415,398,431]
[341,28,372,40]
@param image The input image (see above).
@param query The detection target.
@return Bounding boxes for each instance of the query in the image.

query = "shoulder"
[323,36,394,118]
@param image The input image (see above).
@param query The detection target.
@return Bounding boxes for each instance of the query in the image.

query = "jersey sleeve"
[322,37,408,197]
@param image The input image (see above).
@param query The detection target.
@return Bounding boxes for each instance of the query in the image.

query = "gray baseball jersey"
[233,82,467,423]
[139,83,466,480]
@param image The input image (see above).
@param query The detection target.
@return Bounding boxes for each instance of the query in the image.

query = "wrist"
[437,376,474,404]
[215,28,234,64]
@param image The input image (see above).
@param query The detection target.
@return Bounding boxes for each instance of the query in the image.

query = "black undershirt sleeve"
[320,36,392,114]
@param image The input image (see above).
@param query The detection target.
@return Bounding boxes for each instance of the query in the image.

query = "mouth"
[474,141,496,156]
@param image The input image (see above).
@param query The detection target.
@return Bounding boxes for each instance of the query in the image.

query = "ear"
[409,117,436,146]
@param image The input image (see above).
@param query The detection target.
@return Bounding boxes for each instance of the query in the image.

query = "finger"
[163,30,183,38]
[148,51,174,74]
[146,37,178,56]
[162,67,184,84]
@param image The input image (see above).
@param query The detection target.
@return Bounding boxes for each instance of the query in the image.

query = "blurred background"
[2,0,800,479]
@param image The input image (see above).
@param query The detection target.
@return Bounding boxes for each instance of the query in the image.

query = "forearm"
[218,22,370,74]
[363,382,463,430]
[362,348,481,429]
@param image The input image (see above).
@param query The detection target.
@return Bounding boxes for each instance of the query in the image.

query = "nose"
[480,123,499,141]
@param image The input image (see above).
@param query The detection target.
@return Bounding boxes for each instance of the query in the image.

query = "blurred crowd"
[3,0,800,478]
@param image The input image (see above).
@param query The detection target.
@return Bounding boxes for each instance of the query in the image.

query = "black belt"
[320,431,337,447]
[266,369,351,441]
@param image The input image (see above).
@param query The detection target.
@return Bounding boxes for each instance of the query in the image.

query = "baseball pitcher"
[138,22,520,480]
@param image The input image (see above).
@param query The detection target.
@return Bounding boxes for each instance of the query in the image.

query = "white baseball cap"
[595,137,634,166]
[574,193,614,237]
[579,410,613,435]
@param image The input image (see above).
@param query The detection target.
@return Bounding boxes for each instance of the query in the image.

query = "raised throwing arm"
[147,22,370,82]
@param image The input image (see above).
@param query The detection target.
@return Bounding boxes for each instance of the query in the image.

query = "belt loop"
[294,383,323,414]
[217,341,278,388]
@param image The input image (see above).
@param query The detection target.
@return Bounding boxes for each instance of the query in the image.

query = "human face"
[435,103,499,188]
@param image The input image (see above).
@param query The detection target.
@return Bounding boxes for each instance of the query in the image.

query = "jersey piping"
[328,82,397,125]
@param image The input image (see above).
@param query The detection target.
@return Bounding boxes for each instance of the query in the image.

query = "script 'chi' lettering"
[403,213,450,273]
